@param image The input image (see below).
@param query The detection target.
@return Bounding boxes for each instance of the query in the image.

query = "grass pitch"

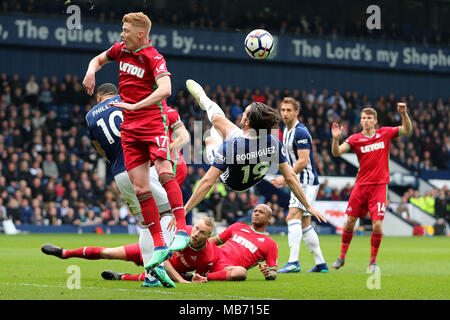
[0,233,449,300]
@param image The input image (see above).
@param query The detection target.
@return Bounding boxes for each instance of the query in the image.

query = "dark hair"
[97,83,118,96]
[246,102,281,131]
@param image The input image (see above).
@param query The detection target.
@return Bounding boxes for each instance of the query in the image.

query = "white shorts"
[289,184,319,216]
[206,127,242,165]
[114,167,171,220]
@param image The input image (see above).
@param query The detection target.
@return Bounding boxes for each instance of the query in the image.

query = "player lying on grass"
[83,82,190,287]
[41,217,215,286]
[182,79,326,226]
[104,204,279,282]
[330,103,412,272]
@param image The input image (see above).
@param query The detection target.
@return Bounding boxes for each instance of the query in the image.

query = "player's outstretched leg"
[101,270,130,281]
[41,243,64,259]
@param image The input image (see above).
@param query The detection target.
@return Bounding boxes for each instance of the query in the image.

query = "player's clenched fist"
[82,72,95,96]
[397,102,407,114]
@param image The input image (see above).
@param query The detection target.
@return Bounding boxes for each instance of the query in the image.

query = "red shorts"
[121,115,171,171]
[123,243,143,266]
[346,184,388,221]
[209,252,233,273]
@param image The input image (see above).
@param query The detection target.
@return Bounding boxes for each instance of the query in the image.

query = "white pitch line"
[0,282,281,300]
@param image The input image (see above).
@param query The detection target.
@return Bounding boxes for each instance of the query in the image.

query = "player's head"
[251,204,272,229]
[240,102,281,132]
[189,217,215,248]
[96,83,118,103]
[121,12,151,51]
[360,107,378,131]
[280,97,300,126]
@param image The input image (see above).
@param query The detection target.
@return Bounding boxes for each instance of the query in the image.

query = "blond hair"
[200,216,215,235]
[281,97,300,110]
[361,107,377,119]
[122,12,151,36]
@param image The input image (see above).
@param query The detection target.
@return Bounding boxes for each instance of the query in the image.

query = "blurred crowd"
[2,0,450,47]
[0,72,448,229]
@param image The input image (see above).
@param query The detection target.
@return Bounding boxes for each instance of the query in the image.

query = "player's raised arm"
[278,162,326,223]
[111,75,172,111]
[397,103,412,136]
[331,123,351,157]
[184,166,223,214]
[82,50,110,95]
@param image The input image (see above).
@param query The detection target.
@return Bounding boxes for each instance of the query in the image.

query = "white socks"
[303,225,325,265]
[200,97,225,123]
[287,219,326,265]
[160,214,176,247]
[139,227,154,266]
[287,219,302,263]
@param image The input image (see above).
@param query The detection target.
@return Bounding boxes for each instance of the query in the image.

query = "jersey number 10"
[96,111,123,144]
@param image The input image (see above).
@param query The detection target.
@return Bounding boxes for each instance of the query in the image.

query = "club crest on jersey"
[119,61,145,78]
[360,141,385,153]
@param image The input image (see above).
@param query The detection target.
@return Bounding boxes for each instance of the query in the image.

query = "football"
[244,29,274,60]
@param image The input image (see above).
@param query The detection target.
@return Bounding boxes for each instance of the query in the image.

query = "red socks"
[137,191,166,247]
[121,272,146,281]
[206,270,229,281]
[63,247,105,259]
[370,233,383,264]
[159,172,187,232]
[340,230,354,260]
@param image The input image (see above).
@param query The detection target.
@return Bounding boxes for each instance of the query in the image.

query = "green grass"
[0,233,449,300]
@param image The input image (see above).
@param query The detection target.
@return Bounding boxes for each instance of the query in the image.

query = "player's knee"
[101,248,116,259]
[230,268,247,281]
[136,190,153,202]
[158,172,175,186]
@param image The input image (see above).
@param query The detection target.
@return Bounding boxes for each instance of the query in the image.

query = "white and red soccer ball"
[244,29,274,60]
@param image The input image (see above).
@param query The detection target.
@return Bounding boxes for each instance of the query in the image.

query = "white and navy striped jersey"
[86,95,126,177]
[212,134,287,192]
[282,120,319,186]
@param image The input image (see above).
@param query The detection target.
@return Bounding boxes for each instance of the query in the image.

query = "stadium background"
[0,0,448,237]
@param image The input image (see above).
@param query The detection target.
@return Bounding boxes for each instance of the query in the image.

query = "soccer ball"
[244,29,274,60]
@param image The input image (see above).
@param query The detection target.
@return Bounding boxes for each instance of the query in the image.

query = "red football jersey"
[216,223,278,270]
[346,126,400,185]
[168,225,218,276]
[106,41,171,126]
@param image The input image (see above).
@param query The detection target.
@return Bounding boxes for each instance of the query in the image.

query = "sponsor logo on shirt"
[257,237,265,243]
[119,61,145,78]
[232,234,257,253]
[360,141,385,153]
[240,228,250,233]
[297,139,308,144]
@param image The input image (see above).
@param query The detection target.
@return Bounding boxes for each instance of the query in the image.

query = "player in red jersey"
[330,103,412,272]
[82,12,189,272]
[101,204,278,282]
[198,203,279,281]
[41,217,215,286]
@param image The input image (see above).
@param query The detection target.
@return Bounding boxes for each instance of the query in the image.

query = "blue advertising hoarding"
[1,14,450,74]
